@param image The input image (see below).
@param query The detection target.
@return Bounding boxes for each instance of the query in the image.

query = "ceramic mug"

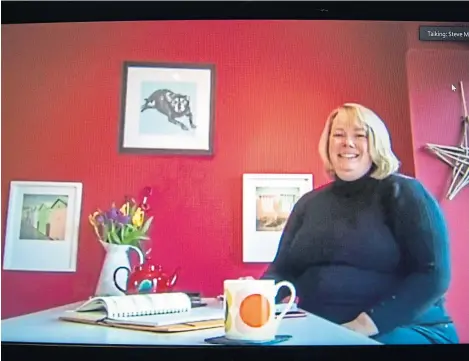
[223,279,296,342]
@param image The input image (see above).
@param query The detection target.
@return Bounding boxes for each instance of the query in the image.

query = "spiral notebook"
[60,292,224,333]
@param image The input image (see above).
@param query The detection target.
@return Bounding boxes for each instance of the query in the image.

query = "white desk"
[1,299,381,346]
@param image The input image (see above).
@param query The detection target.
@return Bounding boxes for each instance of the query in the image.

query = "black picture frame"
[118,61,216,156]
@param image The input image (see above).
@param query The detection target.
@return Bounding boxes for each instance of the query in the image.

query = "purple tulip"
[106,206,120,221]
[117,214,131,225]
[95,215,105,224]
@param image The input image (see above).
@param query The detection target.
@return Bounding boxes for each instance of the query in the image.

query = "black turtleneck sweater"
[262,172,453,336]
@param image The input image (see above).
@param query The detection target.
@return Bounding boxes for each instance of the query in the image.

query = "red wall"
[1,20,467,340]
[406,48,469,341]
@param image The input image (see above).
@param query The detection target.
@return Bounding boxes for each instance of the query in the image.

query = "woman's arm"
[260,192,311,300]
[363,176,451,335]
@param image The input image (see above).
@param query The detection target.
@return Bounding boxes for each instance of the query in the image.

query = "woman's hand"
[342,312,379,337]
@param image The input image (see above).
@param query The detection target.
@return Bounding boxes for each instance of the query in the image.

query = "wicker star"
[426,80,469,200]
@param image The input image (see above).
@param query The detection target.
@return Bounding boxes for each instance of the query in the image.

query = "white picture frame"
[242,173,313,263]
[3,181,83,272]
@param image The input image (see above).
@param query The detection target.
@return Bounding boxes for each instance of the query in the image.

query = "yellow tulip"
[88,211,100,227]
[120,202,130,216]
[89,211,103,240]
[132,208,144,228]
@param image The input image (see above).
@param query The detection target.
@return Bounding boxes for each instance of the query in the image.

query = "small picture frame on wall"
[242,174,313,263]
[118,61,216,156]
[2,181,83,272]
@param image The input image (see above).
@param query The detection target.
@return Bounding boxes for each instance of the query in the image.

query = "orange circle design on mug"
[239,293,271,328]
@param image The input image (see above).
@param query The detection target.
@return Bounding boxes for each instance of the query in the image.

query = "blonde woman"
[256,103,458,344]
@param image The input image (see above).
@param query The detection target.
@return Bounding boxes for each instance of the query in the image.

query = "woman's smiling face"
[328,108,373,181]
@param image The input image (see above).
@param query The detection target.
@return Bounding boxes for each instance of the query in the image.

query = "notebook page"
[75,296,121,318]
[107,304,224,327]
[75,293,191,319]
[113,292,192,317]
[61,310,108,322]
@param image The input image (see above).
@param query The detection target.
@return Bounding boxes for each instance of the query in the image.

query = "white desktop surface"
[1,298,381,346]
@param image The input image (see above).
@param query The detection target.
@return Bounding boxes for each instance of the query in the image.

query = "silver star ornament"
[426,80,469,201]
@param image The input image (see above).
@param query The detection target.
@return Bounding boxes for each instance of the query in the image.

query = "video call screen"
[2,13,468,353]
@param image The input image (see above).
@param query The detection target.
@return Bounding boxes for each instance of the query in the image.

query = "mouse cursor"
[451,85,457,92]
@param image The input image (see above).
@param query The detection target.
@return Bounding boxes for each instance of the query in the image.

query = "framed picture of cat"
[118,61,216,156]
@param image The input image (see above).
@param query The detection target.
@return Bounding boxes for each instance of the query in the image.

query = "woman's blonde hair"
[318,103,400,180]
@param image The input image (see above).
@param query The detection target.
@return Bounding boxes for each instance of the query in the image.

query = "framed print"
[242,174,313,263]
[2,181,83,272]
[118,61,216,156]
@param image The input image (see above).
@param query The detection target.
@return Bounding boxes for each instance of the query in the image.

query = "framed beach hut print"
[2,181,83,272]
[242,174,313,263]
[118,61,216,156]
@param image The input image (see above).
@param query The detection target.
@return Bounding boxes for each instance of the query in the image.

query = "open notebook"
[60,292,224,333]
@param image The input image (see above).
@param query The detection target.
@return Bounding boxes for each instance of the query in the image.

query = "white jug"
[95,240,144,297]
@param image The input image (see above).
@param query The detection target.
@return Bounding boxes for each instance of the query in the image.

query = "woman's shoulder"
[382,172,426,190]
[381,173,435,203]
[384,172,420,185]
[295,182,334,208]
